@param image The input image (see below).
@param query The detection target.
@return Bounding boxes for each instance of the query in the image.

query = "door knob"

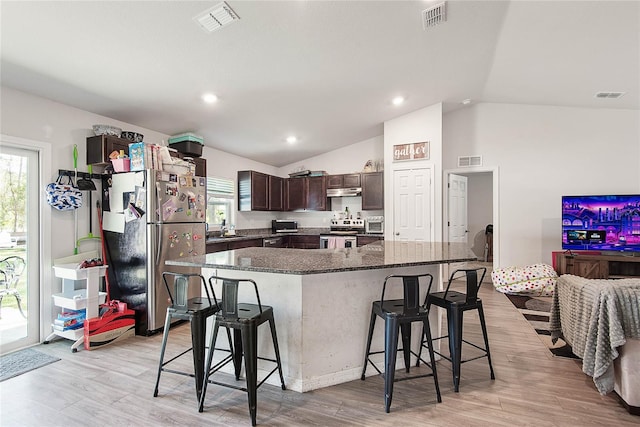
[395,232,400,236]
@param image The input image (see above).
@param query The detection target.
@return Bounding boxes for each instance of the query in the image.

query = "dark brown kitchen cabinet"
[238,170,286,211]
[206,241,229,254]
[192,157,207,177]
[227,238,263,250]
[287,235,320,249]
[285,178,306,211]
[86,135,131,166]
[269,176,284,211]
[238,170,269,211]
[327,173,361,189]
[286,176,328,211]
[361,172,384,210]
[306,176,328,211]
[357,235,383,247]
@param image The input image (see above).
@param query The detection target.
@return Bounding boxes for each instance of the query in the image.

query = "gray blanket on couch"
[549,274,640,394]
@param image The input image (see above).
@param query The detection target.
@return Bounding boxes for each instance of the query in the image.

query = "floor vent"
[422,2,447,30]
[194,1,240,33]
[594,91,625,99]
[458,155,482,167]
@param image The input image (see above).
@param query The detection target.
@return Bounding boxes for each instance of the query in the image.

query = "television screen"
[562,194,640,252]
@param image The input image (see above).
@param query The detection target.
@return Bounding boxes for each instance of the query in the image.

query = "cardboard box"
[83,302,135,350]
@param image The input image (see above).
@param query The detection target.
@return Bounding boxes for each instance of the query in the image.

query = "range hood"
[327,187,362,197]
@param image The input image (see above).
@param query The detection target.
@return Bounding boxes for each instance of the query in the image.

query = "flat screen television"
[562,194,640,253]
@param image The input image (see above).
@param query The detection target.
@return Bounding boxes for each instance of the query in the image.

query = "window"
[206,177,235,229]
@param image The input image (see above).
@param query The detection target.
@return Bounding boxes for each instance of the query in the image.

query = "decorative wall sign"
[393,141,429,161]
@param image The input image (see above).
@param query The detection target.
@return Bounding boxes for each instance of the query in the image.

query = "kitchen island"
[167,241,475,392]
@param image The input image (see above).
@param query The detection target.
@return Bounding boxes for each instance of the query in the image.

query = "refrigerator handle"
[156,224,163,265]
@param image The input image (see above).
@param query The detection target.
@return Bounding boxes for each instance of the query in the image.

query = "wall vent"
[194,1,240,33]
[422,2,447,30]
[458,155,482,167]
[594,91,625,99]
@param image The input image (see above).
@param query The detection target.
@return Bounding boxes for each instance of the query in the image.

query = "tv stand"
[554,252,640,279]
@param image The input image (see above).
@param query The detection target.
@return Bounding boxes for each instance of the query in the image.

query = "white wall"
[383,103,443,242]
[443,102,640,267]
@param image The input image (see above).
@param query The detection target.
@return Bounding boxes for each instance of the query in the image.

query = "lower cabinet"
[287,235,320,249]
[357,236,383,247]
[206,238,263,253]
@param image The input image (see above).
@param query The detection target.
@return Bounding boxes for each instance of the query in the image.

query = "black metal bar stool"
[153,272,225,405]
[419,267,495,392]
[361,273,441,413]
[198,275,286,426]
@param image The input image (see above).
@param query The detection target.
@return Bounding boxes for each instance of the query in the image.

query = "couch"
[549,274,640,415]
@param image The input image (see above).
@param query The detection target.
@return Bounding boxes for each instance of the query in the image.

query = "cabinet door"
[286,178,306,211]
[206,242,228,254]
[357,236,383,247]
[228,238,263,250]
[193,158,207,177]
[343,173,361,188]
[269,176,284,211]
[87,135,131,165]
[306,176,327,211]
[362,172,384,210]
[251,171,269,211]
[326,175,344,189]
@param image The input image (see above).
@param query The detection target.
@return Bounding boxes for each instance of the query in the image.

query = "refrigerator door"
[147,222,207,333]
[147,170,207,224]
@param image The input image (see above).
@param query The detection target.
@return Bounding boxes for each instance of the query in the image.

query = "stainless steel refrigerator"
[101,170,207,335]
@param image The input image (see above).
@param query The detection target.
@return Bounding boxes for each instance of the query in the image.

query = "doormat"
[0,348,61,382]
[505,294,579,359]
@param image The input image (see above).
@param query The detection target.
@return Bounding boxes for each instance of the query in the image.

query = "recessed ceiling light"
[202,93,218,104]
[392,96,405,106]
[286,136,298,144]
[461,98,472,105]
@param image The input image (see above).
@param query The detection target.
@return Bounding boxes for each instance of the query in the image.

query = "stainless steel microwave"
[272,220,298,233]
[365,216,384,234]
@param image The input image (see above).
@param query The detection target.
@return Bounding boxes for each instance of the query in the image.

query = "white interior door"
[448,173,468,244]
[393,168,432,241]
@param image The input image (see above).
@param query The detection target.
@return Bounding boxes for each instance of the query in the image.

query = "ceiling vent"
[594,91,625,99]
[422,2,447,30]
[194,1,240,33]
[458,155,482,168]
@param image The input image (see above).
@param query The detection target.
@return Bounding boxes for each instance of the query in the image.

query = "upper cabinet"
[86,135,131,166]
[269,175,284,211]
[285,176,328,211]
[326,173,361,189]
[238,170,286,211]
[362,172,384,210]
[238,170,269,211]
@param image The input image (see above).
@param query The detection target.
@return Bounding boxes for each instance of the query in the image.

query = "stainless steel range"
[320,219,365,248]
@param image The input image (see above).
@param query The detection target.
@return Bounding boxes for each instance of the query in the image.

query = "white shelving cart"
[44,263,107,352]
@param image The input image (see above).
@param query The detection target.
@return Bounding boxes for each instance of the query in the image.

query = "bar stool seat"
[361,273,441,413]
[153,272,225,406]
[420,267,495,392]
[199,275,286,426]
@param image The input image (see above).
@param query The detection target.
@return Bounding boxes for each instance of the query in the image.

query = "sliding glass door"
[0,144,40,354]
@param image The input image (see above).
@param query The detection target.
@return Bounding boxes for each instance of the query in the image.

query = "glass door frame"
[0,134,52,354]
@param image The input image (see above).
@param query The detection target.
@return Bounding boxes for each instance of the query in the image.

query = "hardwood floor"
[1,267,637,426]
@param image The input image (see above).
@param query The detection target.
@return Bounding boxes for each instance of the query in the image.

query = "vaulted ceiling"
[1,1,638,166]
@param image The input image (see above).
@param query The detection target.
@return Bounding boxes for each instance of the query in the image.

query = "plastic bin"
[169,140,203,157]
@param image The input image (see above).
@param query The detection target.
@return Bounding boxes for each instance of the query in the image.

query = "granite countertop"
[168,241,476,275]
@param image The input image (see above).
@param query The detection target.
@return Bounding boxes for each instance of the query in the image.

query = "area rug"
[0,348,61,381]
[505,294,579,359]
